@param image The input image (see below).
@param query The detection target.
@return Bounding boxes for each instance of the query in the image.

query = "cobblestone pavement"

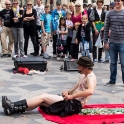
[0,41,123,124]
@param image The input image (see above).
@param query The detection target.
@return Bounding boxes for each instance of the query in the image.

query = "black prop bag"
[45,99,82,117]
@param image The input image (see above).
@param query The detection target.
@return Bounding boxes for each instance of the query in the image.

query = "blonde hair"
[74,0,84,16]
[12,0,19,4]
[26,0,32,3]
[68,2,74,7]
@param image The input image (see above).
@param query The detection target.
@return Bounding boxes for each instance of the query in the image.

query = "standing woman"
[71,1,83,25]
[11,0,27,58]
[23,0,38,56]
[89,0,105,62]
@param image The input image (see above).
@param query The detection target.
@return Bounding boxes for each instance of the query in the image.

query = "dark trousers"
[36,25,41,54]
[66,36,72,55]
[52,34,57,54]
[24,34,38,55]
[70,43,79,59]
[92,32,103,60]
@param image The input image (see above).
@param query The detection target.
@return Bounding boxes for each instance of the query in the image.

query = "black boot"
[2,96,11,115]
[2,96,28,115]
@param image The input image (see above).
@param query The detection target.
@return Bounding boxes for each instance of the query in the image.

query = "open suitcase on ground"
[13,57,47,71]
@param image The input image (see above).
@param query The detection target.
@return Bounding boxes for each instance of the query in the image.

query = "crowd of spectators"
[0,0,114,61]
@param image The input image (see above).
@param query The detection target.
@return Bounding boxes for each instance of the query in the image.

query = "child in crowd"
[70,23,80,60]
[57,17,68,61]
[76,15,91,58]
[40,4,52,59]
[66,12,73,58]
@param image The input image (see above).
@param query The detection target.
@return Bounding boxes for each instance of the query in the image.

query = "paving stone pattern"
[0,41,123,124]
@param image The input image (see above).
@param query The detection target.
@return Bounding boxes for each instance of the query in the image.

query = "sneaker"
[93,59,98,62]
[46,53,51,58]
[13,55,19,58]
[98,59,103,63]
[103,60,109,64]
[43,54,50,59]
[65,55,68,59]
[21,55,28,58]
[1,54,8,57]
[53,54,57,58]
[7,54,11,57]
[104,81,116,86]
[57,55,61,61]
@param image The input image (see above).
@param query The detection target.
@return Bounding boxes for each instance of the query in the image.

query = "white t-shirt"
[34,5,45,26]
[96,8,102,20]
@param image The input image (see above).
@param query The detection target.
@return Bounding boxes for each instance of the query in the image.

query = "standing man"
[103,0,124,85]
[33,0,44,56]
[0,0,14,57]
[52,0,66,57]
[89,0,106,63]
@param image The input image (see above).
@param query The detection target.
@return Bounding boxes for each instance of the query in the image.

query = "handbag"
[45,99,82,117]
[95,34,103,48]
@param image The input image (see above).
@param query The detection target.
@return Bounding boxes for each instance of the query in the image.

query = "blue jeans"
[82,38,90,58]
[89,40,93,53]
[105,49,110,61]
[109,43,124,83]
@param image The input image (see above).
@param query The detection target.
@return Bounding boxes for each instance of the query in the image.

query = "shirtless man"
[2,56,96,115]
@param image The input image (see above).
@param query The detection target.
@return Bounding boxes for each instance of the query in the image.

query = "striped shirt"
[103,9,124,44]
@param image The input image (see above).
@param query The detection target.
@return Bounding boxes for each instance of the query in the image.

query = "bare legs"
[26,93,64,111]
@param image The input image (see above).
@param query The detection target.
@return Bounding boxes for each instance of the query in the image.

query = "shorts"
[41,33,51,46]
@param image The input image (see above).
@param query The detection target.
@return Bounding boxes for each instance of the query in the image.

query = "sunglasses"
[13,3,18,5]
[27,4,32,6]
[6,4,11,5]
[114,0,121,2]
[75,5,81,7]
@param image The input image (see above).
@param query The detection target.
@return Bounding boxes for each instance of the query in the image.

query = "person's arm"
[89,9,99,35]
[23,10,29,21]
[51,10,56,33]
[62,75,85,96]
[62,80,79,96]
[72,75,96,99]
[41,20,46,36]
[18,9,24,22]
[25,16,35,20]
[61,27,68,34]
[103,12,110,49]
[25,9,37,21]
[64,74,96,100]
[85,22,91,33]
[0,10,3,26]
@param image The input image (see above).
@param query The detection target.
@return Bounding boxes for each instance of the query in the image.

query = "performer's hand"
[63,95,74,101]
[62,91,68,97]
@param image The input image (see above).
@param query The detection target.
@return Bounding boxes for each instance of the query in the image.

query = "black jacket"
[76,22,91,42]
[89,7,106,22]
[11,9,24,28]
